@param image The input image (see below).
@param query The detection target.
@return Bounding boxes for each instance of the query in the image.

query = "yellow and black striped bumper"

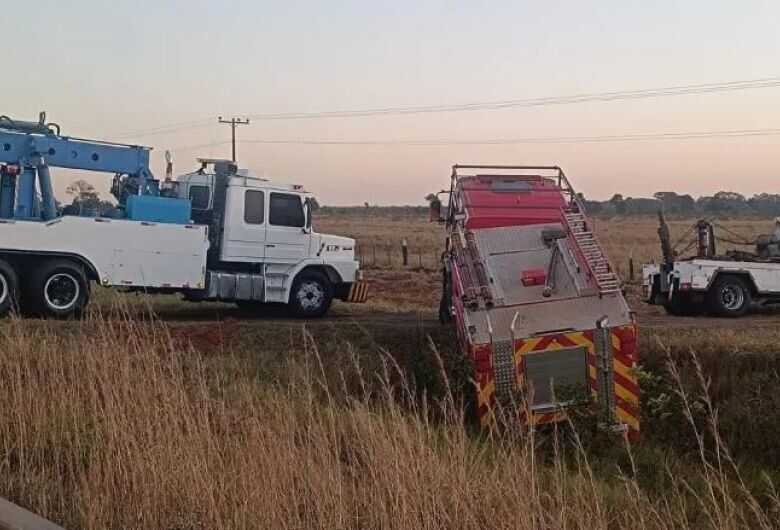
[346,281,369,303]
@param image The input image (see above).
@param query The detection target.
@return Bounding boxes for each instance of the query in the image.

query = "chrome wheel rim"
[296,281,324,310]
[721,284,744,311]
[44,273,80,311]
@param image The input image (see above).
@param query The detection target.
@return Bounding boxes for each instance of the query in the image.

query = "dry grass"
[1,308,779,529]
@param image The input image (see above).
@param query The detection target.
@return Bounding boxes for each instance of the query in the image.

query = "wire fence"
[356,242,441,271]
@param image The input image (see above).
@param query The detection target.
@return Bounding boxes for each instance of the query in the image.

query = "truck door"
[265,192,309,263]
[220,188,266,262]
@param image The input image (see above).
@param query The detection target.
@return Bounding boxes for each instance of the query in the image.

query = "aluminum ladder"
[562,210,621,294]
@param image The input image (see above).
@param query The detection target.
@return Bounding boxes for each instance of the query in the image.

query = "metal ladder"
[562,210,621,294]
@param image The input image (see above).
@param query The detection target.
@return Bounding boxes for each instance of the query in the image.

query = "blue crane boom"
[0,112,187,222]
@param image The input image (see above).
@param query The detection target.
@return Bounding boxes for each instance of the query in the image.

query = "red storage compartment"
[521,269,547,286]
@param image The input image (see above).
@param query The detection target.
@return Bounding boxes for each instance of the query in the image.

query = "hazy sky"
[4,0,780,205]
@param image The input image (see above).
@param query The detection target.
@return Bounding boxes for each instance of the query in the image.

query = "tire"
[0,259,19,317]
[707,275,752,318]
[289,271,333,318]
[27,259,90,318]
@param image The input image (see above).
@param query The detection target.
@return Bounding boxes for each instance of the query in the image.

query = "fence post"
[402,238,408,266]
[628,256,635,283]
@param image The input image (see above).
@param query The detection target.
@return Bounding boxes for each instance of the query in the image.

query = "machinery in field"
[0,113,367,318]
[643,214,780,317]
[433,165,639,438]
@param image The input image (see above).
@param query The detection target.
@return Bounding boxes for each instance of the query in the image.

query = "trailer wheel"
[0,259,19,317]
[28,259,90,318]
[289,271,333,318]
[707,275,751,317]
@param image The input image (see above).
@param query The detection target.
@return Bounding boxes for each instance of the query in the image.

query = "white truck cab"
[172,159,367,316]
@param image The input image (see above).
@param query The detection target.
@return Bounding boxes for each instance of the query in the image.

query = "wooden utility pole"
[218,116,250,162]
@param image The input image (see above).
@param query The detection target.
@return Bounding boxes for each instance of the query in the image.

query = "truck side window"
[189,185,210,210]
[244,190,265,224]
[269,193,304,227]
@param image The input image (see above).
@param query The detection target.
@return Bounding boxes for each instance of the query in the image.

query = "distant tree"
[748,193,780,216]
[653,192,694,214]
[64,179,113,216]
[625,197,661,215]
[699,191,749,214]
[609,193,627,215]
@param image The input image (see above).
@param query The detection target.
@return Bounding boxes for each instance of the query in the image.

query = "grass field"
[2,211,780,529]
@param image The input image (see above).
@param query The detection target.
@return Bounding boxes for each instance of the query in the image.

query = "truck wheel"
[28,260,90,318]
[0,259,19,317]
[289,271,333,318]
[707,275,751,317]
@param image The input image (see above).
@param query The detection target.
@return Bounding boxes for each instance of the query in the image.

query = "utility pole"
[218,116,250,162]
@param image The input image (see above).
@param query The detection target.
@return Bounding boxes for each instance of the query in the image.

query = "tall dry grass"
[0,310,778,529]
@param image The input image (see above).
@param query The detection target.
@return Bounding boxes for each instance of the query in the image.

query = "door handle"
[265,244,276,248]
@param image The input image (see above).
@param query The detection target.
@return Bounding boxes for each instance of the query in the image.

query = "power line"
[235,127,780,146]
[244,77,780,121]
[111,117,216,140]
[109,75,780,139]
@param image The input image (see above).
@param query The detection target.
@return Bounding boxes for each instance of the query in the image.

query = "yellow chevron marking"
[566,333,594,350]
[544,340,565,351]
[611,333,622,352]
[616,406,639,430]
[614,358,635,382]
[615,382,639,405]
[477,380,495,408]
[516,337,543,355]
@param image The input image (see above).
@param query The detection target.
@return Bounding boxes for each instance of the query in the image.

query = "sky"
[3,0,780,205]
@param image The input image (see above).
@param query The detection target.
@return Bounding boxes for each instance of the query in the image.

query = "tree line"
[583,191,780,217]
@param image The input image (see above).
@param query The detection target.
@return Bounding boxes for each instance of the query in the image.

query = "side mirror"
[303,197,313,233]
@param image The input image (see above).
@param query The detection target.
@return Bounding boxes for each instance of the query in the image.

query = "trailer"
[0,113,367,318]
[643,215,780,317]
[434,165,639,439]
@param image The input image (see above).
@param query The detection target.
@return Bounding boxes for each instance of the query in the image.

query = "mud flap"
[347,280,369,303]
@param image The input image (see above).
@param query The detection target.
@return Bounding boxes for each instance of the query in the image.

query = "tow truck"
[0,112,367,318]
[643,214,780,317]
[433,165,640,438]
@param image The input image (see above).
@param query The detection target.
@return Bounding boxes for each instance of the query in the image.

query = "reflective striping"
[613,357,635,383]
[475,324,640,436]
[615,382,638,405]
[347,281,369,302]
[616,405,640,430]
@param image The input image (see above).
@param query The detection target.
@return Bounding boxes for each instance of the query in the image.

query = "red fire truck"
[434,165,639,439]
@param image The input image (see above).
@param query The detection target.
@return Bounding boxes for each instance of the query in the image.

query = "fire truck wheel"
[0,259,19,317]
[707,275,751,317]
[28,259,90,319]
[290,271,333,318]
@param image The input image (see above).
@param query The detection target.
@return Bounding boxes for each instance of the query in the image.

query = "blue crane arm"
[0,129,153,179]
[0,113,191,223]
